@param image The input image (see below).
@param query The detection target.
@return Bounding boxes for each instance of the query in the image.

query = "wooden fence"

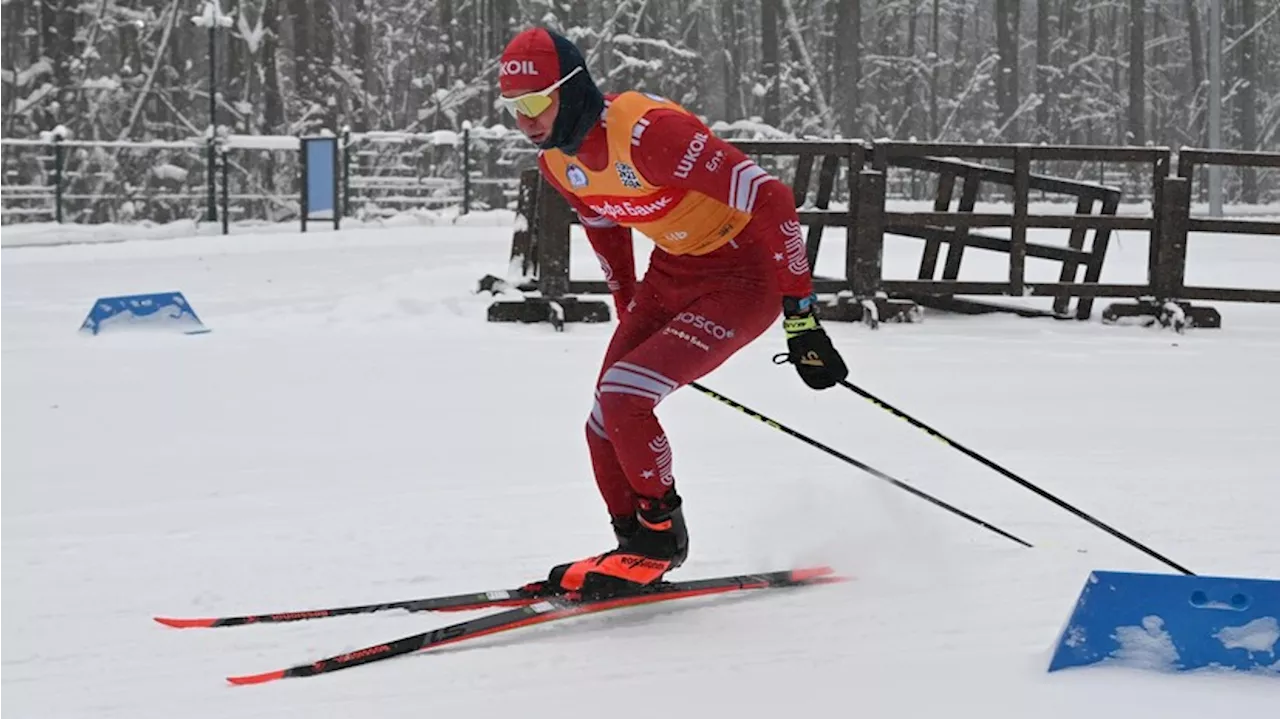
[485,142,1279,330]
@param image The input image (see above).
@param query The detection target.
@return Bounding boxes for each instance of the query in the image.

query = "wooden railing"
[487,142,1279,330]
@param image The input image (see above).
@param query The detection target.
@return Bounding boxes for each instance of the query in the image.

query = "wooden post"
[804,152,841,271]
[1010,145,1030,296]
[536,181,574,299]
[918,170,957,279]
[1154,176,1191,298]
[1075,191,1121,319]
[851,170,886,297]
[509,169,540,280]
[941,173,980,280]
[1052,194,1096,315]
[1149,151,1170,278]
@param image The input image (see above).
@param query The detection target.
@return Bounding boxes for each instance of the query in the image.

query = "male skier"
[499,27,848,597]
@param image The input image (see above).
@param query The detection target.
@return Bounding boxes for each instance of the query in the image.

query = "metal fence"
[0,127,536,226]
[0,137,209,224]
[3,128,1277,226]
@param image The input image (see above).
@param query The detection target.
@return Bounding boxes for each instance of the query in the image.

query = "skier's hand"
[612,289,637,323]
[780,295,847,390]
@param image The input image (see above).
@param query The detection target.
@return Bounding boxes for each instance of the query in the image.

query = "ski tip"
[227,669,286,686]
[154,616,217,629]
[788,566,836,583]
[809,575,853,586]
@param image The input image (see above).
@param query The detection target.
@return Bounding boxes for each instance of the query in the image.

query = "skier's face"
[512,90,559,145]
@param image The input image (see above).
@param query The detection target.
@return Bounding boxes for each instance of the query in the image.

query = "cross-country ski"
[225,567,840,685]
[154,586,544,628]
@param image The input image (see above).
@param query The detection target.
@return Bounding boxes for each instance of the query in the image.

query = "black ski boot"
[627,490,688,571]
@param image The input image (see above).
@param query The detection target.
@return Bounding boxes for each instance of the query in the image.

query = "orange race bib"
[541,92,752,256]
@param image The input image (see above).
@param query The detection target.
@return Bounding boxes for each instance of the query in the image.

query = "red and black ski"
[155,586,542,628]
[225,566,841,686]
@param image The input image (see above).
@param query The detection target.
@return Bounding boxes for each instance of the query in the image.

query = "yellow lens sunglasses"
[500,66,583,118]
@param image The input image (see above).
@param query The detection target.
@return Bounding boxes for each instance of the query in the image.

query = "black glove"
[780,295,848,390]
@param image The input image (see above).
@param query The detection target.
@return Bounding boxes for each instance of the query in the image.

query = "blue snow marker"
[1048,570,1280,675]
[79,291,211,336]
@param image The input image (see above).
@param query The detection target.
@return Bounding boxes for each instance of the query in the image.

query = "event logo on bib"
[615,162,642,189]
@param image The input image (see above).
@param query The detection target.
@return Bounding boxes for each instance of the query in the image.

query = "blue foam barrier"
[79,291,210,335]
[1048,570,1280,674]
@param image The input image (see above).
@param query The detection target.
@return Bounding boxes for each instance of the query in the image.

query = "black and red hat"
[499,27,604,155]
[499,28,562,96]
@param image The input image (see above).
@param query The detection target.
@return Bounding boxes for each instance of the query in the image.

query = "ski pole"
[688,381,1033,549]
[830,377,1195,576]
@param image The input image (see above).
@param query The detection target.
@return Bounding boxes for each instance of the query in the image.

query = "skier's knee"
[586,392,609,440]
[596,388,654,429]
[594,360,677,430]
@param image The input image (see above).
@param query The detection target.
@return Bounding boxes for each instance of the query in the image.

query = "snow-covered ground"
[3,218,1278,718]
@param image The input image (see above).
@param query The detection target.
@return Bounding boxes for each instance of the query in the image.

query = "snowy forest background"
[3,0,1276,149]
[1,0,1277,223]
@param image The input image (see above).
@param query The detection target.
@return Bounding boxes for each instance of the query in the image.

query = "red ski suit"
[538,92,815,517]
